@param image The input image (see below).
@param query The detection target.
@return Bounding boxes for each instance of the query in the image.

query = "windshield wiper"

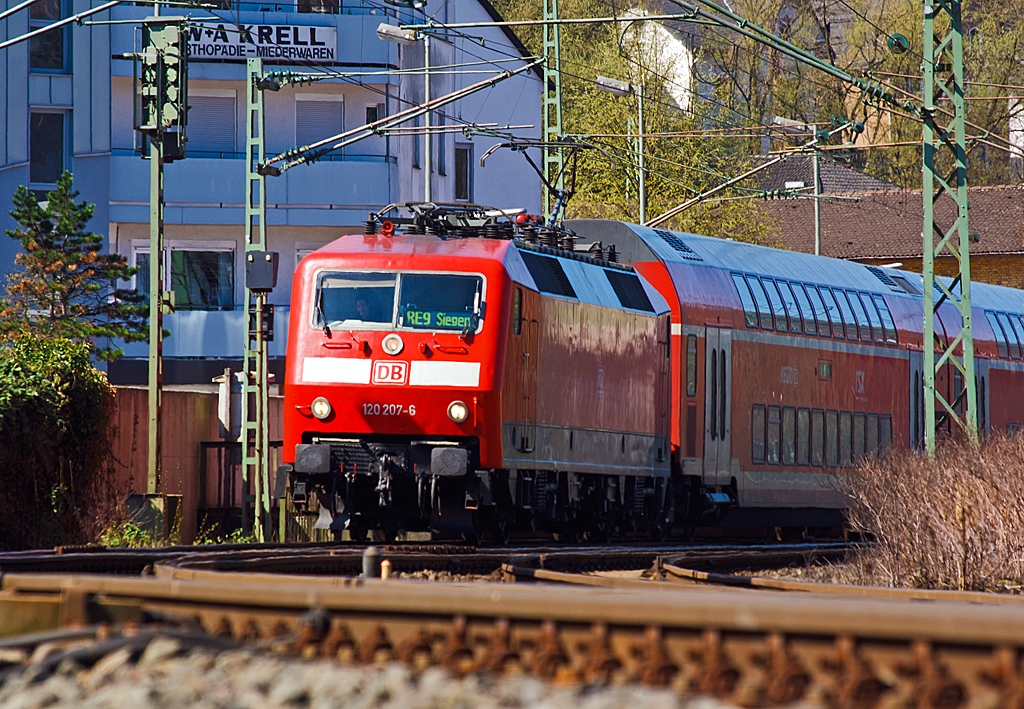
[315,287,331,337]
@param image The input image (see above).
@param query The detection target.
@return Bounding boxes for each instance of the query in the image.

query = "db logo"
[372,360,408,385]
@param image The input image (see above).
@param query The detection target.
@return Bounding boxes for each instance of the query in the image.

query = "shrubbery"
[0,335,118,549]
[842,436,1024,591]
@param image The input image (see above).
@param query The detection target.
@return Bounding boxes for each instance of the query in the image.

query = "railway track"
[2,541,1024,707]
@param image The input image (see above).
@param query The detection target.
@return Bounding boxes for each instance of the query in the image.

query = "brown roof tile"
[762,185,1024,259]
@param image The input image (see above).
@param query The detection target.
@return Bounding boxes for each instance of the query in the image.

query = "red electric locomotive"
[281,206,672,540]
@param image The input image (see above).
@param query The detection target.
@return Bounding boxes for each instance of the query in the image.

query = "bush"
[0,335,118,550]
[841,436,1024,591]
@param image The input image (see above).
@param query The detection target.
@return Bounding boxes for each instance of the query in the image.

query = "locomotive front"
[280,235,509,538]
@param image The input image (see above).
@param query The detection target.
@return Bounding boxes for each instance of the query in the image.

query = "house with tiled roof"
[763,184,1024,289]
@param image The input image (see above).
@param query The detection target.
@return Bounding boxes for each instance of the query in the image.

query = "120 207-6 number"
[362,403,415,416]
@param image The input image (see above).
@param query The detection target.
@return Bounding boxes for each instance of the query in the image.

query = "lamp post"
[773,116,821,255]
[596,76,645,223]
[377,22,432,203]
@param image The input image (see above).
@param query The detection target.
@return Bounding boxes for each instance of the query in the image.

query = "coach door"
[703,327,733,485]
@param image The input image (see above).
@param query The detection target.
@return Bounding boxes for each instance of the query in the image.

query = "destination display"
[403,309,474,330]
[186,22,337,61]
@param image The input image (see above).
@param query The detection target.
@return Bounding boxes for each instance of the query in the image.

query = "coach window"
[819,288,846,339]
[732,274,759,328]
[867,413,880,456]
[880,415,893,452]
[686,335,698,397]
[853,412,866,461]
[811,409,825,466]
[826,410,839,467]
[752,404,766,464]
[778,281,803,334]
[860,293,885,344]
[767,405,782,464]
[839,411,853,466]
[846,291,873,343]
[512,288,522,335]
[797,408,810,466]
[805,285,831,337]
[745,275,774,329]
[986,312,1009,358]
[872,295,898,345]
[789,282,816,335]
[834,291,860,341]
[1007,316,1024,361]
[782,406,796,465]
[763,279,790,332]
[996,312,1021,359]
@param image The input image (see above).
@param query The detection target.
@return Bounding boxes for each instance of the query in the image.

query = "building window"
[30,112,66,185]
[135,248,235,311]
[455,144,472,201]
[365,103,384,125]
[412,116,422,169]
[437,113,447,176]
[30,0,67,72]
[187,93,237,155]
[296,96,343,149]
[299,0,338,13]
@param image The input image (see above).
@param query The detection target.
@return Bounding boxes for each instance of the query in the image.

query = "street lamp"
[596,75,645,223]
[773,115,821,256]
[377,22,432,203]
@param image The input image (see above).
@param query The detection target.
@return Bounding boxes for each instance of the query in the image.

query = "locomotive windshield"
[314,271,483,332]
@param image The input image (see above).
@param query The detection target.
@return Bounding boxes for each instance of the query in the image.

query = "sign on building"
[187,23,338,61]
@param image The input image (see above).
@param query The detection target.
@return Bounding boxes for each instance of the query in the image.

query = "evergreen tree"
[0,171,147,360]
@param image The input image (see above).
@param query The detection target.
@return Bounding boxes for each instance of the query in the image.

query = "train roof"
[567,219,1024,316]
[305,232,671,317]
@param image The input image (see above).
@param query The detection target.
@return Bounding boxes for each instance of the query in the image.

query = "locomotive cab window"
[315,272,397,328]
[398,274,483,331]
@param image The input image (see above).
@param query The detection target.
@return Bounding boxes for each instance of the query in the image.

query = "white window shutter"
[187,95,237,154]
[296,100,344,148]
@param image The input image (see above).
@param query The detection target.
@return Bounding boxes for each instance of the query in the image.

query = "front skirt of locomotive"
[282,436,487,534]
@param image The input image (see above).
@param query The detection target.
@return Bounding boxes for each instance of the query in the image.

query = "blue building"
[0,0,542,383]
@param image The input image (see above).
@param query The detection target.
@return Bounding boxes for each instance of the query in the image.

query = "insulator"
[607,244,618,262]
[483,221,500,239]
[539,228,558,248]
[558,233,575,251]
[459,226,476,239]
[520,224,537,244]
[588,241,604,261]
[364,217,377,235]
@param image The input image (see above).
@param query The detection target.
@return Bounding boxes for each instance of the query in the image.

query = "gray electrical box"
[246,251,279,292]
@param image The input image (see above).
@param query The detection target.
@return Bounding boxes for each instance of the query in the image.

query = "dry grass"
[839,435,1024,591]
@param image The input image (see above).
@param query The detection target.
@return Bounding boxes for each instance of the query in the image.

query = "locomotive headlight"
[447,400,469,423]
[311,396,332,420]
[382,333,404,356]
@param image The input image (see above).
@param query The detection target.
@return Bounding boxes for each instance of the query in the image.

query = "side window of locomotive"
[986,311,1009,359]
[512,287,522,335]
[872,294,898,345]
[797,407,810,466]
[751,404,766,464]
[819,287,845,339]
[745,275,773,329]
[732,273,759,328]
[315,272,397,328]
[398,273,484,331]
[767,405,782,464]
[860,293,885,344]
[847,291,873,343]
[996,312,1021,360]
[777,281,803,334]
[811,409,825,466]
[763,279,790,332]
[839,411,853,467]
[805,285,831,337]
[826,410,839,467]
[686,334,698,397]
[834,290,860,341]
